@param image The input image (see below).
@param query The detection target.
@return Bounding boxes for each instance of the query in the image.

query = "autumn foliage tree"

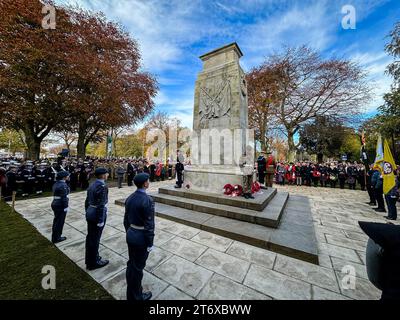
[246,64,280,151]
[248,46,371,161]
[0,0,157,159]
[55,9,157,158]
[0,0,78,159]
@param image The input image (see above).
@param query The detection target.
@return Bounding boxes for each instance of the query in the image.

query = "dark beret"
[57,170,70,179]
[359,221,400,250]
[95,167,108,176]
[134,173,149,185]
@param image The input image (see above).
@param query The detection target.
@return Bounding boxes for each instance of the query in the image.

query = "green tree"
[299,116,347,163]
[0,129,26,155]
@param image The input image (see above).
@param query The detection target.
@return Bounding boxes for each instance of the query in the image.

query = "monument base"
[184,164,246,194]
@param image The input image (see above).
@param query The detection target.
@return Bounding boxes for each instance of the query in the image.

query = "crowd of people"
[273,161,369,189]
[0,155,188,200]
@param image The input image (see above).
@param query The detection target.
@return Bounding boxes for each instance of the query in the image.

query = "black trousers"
[339,178,346,189]
[126,244,149,301]
[51,205,67,242]
[367,184,376,204]
[117,176,124,188]
[176,170,183,187]
[385,195,398,220]
[85,218,106,267]
[258,171,265,184]
[374,187,385,210]
[127,173,133,186]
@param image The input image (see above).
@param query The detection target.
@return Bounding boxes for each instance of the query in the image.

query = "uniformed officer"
[51,170,70,244]
[85,167,109,270]
[127,160,135,187]
[116,162,126,189]
[174,150,184,189]
[124,173,154,301]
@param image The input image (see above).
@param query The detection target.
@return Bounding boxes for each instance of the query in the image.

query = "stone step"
[152,201,318,265]
[158,186,277,211]
[150,191,289,228]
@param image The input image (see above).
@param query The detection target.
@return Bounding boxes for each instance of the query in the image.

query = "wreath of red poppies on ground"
[223,184,243,196]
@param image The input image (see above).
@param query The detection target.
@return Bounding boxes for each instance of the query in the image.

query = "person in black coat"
[359,221,400,300]
[84,168,109,270]
[366,164,376,206]
[257,151,267,188]
[127,161,134,187]
[51,171,70,244]
[124,173,154,301]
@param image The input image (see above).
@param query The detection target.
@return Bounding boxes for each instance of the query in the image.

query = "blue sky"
[57,0,400,129]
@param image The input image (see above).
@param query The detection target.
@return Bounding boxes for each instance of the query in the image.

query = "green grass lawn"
[0,201,114,300]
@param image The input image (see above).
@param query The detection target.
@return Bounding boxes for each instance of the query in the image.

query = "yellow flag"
[383,139,396,195]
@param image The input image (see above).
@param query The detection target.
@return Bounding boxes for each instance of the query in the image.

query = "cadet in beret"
[123,173,155,301]
[84,167,109,270]
[51,170,70,244]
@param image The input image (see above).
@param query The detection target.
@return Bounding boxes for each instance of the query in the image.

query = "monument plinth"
[185,43,253,194]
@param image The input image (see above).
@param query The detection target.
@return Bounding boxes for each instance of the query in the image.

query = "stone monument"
[185,42,254,194]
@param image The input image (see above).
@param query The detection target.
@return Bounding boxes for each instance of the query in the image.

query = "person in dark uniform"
[257,151,267,189]
[338,164,347,189]
[79,163,90,190]
[127,161,134,187]
[5,165,18,201]
[149,161,156,182]
[68,162,79,191]
[85,167,109,270]
[51,171,70,244]
[35,163,47,194]
[371,165,386,213]
[175,150,184,188]
[124,173,154,301]
[357,164,366,191]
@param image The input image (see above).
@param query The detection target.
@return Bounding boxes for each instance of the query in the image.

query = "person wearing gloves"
[51,170,70,244]
[85,167,109,270]
[124,173,155,301]
[359,221,400,300]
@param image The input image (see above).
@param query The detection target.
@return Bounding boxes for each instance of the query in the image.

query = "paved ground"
[12,181,399,300]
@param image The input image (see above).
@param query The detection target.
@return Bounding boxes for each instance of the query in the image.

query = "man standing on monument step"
[174,149,185,189]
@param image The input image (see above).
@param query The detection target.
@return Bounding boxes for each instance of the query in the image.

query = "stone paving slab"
[195,248,251,283]
[197,273,271,300]
[244,264,312,300]
[153,255,213,298]
[157,285,194,300]
[160,236,208,262]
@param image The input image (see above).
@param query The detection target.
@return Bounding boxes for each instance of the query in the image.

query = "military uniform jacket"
[257,156,266,173]
[52,180,70,209]
[85,179,108,224]
[124,190,155,248]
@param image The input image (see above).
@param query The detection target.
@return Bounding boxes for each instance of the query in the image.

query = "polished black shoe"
[374,208,386,213]
[174,185,182,189]
[367,202,376,206]
[247,194,255,199]
[142,291,152,301]
[52,236,67,244]
[384,216,397,221]
[87,259,109,270]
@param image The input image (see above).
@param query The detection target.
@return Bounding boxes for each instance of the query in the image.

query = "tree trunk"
[24,130,41,160]
[287,129,296,162]
[77,121,87,159]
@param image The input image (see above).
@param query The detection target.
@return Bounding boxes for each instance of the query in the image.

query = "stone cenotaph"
[184,42,254,194]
